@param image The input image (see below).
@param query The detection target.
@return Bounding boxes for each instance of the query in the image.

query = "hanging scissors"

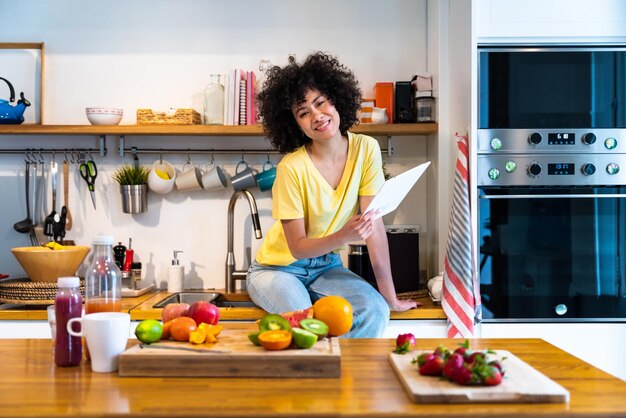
[79,158,98,210]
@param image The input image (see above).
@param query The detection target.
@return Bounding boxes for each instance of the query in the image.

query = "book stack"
[222,69,258,125]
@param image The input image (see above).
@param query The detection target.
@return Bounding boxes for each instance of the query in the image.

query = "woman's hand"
[340,211,379,243]
[388,297,418,312]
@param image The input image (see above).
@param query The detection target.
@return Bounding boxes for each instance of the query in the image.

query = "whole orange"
[312,295,353,336]
[161,320,173,340]
[169,316,197,342]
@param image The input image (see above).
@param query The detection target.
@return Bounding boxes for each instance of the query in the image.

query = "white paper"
[363,161,431,220]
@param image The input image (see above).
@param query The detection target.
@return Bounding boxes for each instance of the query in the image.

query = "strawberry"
[453,339,470,357]
[443,353,465,379]
[414,352,431,367]
[465,351,486,365]
[453,346,468,357]
[483,366,503,386]
[433,345,450,359]
[489,360,506,377]
[451,365,473,385]
[394,333,416,354]
[419,355,444,376]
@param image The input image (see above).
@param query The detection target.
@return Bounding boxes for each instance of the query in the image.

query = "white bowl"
[86,107,123,125]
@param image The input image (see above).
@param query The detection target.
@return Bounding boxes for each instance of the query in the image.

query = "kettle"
[0,77,31,124]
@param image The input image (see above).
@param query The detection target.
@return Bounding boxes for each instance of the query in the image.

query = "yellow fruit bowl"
[11,246,91,283]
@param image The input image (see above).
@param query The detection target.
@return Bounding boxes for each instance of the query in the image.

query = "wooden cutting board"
[118,328,341,378]
[389,350,570,403]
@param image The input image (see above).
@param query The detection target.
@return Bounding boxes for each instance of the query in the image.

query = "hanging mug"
[148,159,176,194]
[175,161,204,192]
[254,161,276,192]
[230,160,257,191]
[201,159,228,191]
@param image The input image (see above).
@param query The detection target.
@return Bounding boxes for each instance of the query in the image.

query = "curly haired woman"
[247,52,416,338]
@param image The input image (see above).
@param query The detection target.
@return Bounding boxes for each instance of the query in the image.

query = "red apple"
[187,301,220,326]
[161,303,190,323]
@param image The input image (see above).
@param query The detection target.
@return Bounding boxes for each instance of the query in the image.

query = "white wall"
[0,0,436,289]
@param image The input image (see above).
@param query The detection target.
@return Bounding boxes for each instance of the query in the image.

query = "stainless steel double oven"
[477,46,626,321]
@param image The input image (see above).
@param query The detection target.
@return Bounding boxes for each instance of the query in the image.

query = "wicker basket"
[0,278,85,305]
[136,108,201,125]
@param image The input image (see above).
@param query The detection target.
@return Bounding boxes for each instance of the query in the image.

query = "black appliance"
[394,81,413,123]
[348,225,421,293]
[478,46,626,321]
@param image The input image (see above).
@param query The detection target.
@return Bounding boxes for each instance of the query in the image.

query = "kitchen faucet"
[226,189,263,293]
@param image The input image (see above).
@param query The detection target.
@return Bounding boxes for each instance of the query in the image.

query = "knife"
[139,343,230,354]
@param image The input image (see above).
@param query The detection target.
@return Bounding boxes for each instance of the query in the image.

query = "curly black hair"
[257,52,362,154]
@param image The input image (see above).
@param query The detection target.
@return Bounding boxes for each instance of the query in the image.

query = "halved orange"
[258,330,292,351]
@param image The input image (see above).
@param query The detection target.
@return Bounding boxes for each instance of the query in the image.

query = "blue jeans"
[246,253,389,338]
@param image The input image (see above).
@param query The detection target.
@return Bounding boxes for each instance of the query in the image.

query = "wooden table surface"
[0,331,625,417]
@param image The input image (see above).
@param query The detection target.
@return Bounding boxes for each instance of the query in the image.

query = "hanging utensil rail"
[0,148,100,158]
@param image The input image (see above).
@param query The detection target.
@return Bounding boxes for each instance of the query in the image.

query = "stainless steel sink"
[153,292,258,308]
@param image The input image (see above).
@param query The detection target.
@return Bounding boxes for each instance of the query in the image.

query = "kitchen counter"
[0,332,625,417]
[0,290,446,321]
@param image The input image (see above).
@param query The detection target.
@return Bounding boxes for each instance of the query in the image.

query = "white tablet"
[363,161,431,220]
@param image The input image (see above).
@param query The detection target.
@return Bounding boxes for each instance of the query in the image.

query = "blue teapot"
[0,77,31,124]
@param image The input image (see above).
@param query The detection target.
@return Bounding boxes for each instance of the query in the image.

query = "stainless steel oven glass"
[478,46,626,321]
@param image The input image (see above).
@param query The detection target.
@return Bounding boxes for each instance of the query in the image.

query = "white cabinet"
[476,0,626,43]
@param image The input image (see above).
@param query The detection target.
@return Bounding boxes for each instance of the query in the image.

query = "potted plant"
[112,164,150,214]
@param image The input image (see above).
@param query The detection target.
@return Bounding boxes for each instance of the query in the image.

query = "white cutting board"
[389,350,570,403]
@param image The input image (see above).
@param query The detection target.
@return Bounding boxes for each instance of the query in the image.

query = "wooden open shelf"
[0,123,437,137]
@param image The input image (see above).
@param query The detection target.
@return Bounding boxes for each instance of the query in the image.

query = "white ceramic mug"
[148,160,177,194]
[201,161,228,191]
[67,312,131,373]
[175,161,204,192]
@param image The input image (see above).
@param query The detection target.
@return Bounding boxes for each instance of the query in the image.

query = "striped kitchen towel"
[441,132,482,338]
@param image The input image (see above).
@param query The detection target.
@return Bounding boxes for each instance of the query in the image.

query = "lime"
[155,169,170,180]
[299,318,329,338]
[135,319,163,344]
[291,327,318,349]
[248,331,261,346]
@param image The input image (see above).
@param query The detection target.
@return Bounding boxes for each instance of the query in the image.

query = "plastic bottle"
[54,276,82,367]
[85,235,122,314]
[168,250,184,293]
[204,74,224,125]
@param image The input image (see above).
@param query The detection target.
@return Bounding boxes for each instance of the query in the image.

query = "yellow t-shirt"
[255,132,385,266]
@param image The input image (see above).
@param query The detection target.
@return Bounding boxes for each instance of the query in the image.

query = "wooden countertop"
[131,290,445,321]
[0,333,624,417]
[0,291,159,320]
[0,290,446,321]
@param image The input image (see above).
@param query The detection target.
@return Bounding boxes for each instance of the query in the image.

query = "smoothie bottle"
[54,276,82,367]
[85,235,122,314]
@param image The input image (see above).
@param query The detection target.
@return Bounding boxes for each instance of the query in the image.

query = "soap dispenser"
[168,250,184,293]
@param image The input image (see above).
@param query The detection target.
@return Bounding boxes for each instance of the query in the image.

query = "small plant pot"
[120,184,148,214]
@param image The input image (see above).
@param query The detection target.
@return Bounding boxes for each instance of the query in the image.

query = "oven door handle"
[480,194,626,199]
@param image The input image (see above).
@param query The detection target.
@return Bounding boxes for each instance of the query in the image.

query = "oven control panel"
[478,155,625,186]
[479,129,624,154]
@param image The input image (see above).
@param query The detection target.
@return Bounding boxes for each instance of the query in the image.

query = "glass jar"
[203,74,224,125]
[85,235,122,314]
[414,96,435,122]
[54,276,82,367]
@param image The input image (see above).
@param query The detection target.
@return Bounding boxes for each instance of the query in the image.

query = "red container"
[374,82,394,125]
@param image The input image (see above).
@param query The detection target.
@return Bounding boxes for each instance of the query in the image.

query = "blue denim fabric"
[246,253,389,338]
